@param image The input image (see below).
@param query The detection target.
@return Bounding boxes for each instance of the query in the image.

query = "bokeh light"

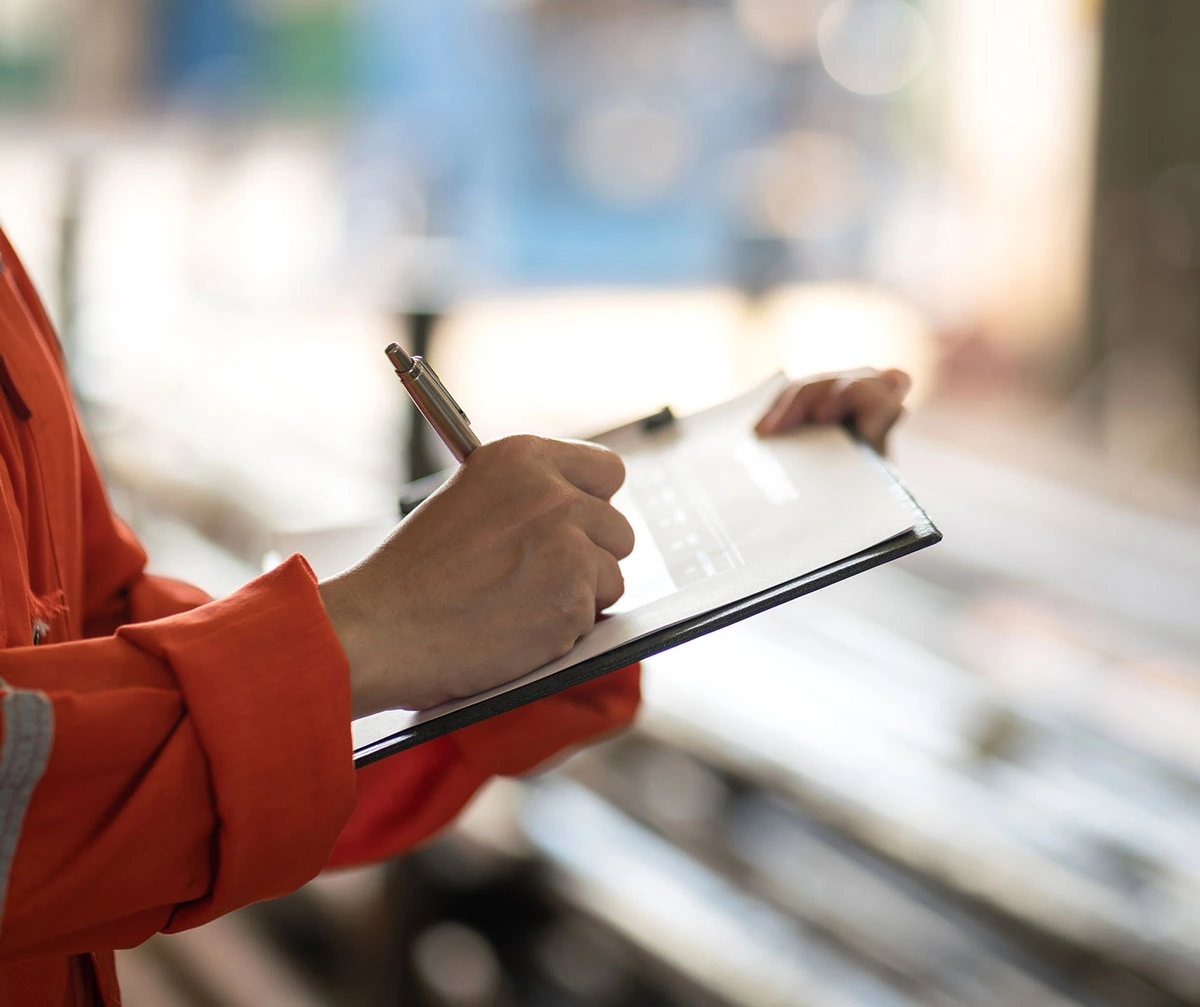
[412,922,505,1006]
[566,99,693,207]
[818,0,933,96]
[738,130,869,241]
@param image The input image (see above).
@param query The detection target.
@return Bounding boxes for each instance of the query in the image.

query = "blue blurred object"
[349,0,790,290]
[155,0,257,105]
[153,0,906,292]
[156,0,351,108]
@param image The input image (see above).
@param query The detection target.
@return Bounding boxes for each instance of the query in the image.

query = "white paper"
[353,377,919,753]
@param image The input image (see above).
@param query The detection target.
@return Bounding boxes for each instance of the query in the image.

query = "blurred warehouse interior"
[2,0,1200,1004]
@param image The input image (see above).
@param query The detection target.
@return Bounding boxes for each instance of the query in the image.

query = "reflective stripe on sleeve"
[0,681,53,931]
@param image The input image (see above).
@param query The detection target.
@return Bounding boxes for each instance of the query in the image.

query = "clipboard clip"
[639,406,675,432]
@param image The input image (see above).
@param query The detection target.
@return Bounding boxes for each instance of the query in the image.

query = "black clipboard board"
[353,401,940,768]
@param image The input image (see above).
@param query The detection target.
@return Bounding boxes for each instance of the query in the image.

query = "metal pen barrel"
[387,343,481,462]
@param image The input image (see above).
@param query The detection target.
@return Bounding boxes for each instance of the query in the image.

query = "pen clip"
[418,357,471,426]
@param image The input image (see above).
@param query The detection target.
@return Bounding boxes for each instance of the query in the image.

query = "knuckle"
[478,434,512,459]
[570,528,596,566]
[492,433,543,465]
[571,602,598,637]
[563,490,591,523]
[553,579,595,639]
[553,627,583,657]
[471,437,515,476]
[503,432,539,450]
[570,587,597,625]
[557,483,591,521]
[535,484,581,527]
[542,525,590,569]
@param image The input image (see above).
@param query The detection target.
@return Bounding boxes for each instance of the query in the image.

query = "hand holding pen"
[316,346,635,718]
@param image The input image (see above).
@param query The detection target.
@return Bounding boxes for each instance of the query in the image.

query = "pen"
[386,343,481,463]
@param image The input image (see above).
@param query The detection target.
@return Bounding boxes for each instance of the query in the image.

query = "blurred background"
[4,0,1200,1004]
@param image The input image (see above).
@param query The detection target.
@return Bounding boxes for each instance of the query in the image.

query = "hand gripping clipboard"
[352,378,941,767]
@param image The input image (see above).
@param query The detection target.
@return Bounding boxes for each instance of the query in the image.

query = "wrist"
[317,573,386,720]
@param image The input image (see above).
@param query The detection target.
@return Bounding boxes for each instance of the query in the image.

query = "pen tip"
[385,343,414,372]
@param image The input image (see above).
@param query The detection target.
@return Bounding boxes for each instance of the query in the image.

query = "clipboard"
[353,378,941,768]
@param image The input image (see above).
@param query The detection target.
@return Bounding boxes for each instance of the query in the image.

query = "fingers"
[816,372,909,453]
[593,548,626,612]
[474,436,625,500]
[880,367,913,397]
[578,493,637,560]
[842,379,906,452]
[755,367,912,453]
[546,438,627,500]
[754,376,839,435]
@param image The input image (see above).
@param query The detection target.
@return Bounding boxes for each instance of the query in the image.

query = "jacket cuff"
[452,662,642,778]
[115,555,357,926]
[326,736,486,869]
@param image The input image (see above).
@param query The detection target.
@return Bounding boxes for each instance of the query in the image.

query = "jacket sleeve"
[327,662,641,868]
[0,555,358,960]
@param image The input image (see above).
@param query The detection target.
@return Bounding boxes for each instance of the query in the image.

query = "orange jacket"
[0,227,640,1005]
